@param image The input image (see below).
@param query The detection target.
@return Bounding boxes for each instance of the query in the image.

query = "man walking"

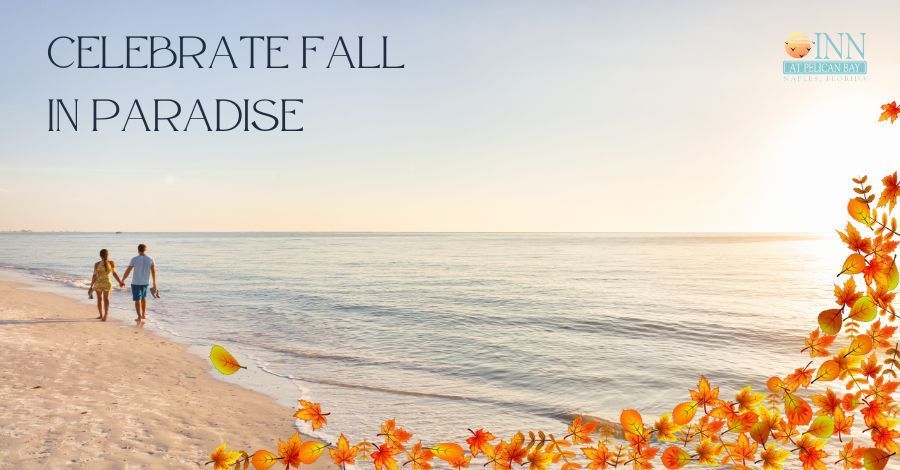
[121,243,157,324]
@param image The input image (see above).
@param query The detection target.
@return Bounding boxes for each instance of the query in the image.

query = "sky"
[1,1,900,232]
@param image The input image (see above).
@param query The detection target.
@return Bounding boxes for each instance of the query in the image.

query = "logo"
[782,32,867,80]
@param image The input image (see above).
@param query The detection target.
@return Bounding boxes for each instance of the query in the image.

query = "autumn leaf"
[465,428,496,456]
[868,320,897,349]
[813,360,840,383]
[694,439,723,466]
[848,197,872,225]
[329,434,358,467]
[758,444,790,470]
[298,440,327,465]
[850,296,878,322]
[565,417,598,445]
[404,442,434,470]
[841,253,868,276]
[689,376,720,412]
[833,407,854,442]
[784,393,812,426]
[580,443,611,470]
[379,419,413,451]
[805,415,834,439]
[723,433,757,466]
[672,402,698,426]
[848,334,874,356]
[431,443,466,463]
[209,443,242,470]
[735,386,764,412]
[654,414,680,442]
[803,329,837,358]
[293,400,329,430]
[818,308,843,335]
[660,446,691,469]
[371,444,399,470]
[250,450,279,470]
[278,433,303,469]
[209,345,246,375]
[862,447,892,470]
[880,101,900,124]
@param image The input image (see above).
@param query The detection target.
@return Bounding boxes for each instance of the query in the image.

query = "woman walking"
[88,249,125,321]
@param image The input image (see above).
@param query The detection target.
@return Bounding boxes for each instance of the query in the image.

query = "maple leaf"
[838,222,873,254]
[293,400,329,430]
[723,433,757,466]
[379,419,413,451]
[878,171,900,209]
[795,434,827,470]
[371,444,399,470]
[580,443,611,470]
[694,439,723,466]
[330,434,359,467]
[758,444,789,470]
[465,428,496,457]
[527,448,554,470]
[880,101,900,124]
[689,376,720,412]
[404,442,434,470]
[654,414,680,442]
[278,433,304,469]
[833,407,854,443]
[811,388,840,416]
[565,417,598,445]
[836,440,864,469]
[803,329,836,358]
[208,442,242,470]
[504,432,528,465]
[834,276,863,308]
[735,386,764,413]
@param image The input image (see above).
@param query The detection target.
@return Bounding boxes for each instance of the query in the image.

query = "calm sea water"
[0,232,841,444]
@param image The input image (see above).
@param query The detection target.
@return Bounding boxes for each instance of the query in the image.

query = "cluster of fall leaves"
[206,168,900,470]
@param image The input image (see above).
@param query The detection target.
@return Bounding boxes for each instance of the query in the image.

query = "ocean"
[0,232,841,445]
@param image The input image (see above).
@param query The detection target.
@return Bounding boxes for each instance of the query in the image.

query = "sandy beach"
[0,279,334,469]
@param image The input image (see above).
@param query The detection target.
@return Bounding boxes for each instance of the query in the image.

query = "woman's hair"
[99,249,110,273]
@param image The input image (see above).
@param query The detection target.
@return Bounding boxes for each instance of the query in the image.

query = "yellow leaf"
[209,345,246,375]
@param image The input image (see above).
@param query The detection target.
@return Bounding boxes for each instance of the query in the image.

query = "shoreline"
[0,277,335,468]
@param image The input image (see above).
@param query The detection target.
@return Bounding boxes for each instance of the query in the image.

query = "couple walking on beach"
[88,243,159,324]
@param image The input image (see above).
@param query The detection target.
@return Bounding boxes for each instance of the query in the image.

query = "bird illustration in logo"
[785,32,813,58]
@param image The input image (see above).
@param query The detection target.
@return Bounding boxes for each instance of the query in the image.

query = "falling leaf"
[209,345,246,375]
[293,400,329,430]
[879,101,900,124]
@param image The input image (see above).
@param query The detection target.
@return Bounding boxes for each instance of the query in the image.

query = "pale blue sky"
[1,1,899,231]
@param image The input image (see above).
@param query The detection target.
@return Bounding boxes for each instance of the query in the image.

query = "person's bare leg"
[134,300,142,322]
[101,291,110,321]
[140,299,147,320]
[95,292,103,319]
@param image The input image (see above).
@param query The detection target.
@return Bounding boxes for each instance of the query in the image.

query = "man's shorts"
[131,284,149,301]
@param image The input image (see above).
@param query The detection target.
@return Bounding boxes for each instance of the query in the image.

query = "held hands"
[119,281,126,288]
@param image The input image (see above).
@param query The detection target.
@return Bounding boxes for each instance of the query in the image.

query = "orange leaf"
[879,101,900,124]
[784,393,812,426]
[848,198,872,224]
[672,402,698,426]
[660,446,691,469]
[841,253,867,276]
[849,296,878,322]
[293,400,329,430]
[250,450,279,470]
